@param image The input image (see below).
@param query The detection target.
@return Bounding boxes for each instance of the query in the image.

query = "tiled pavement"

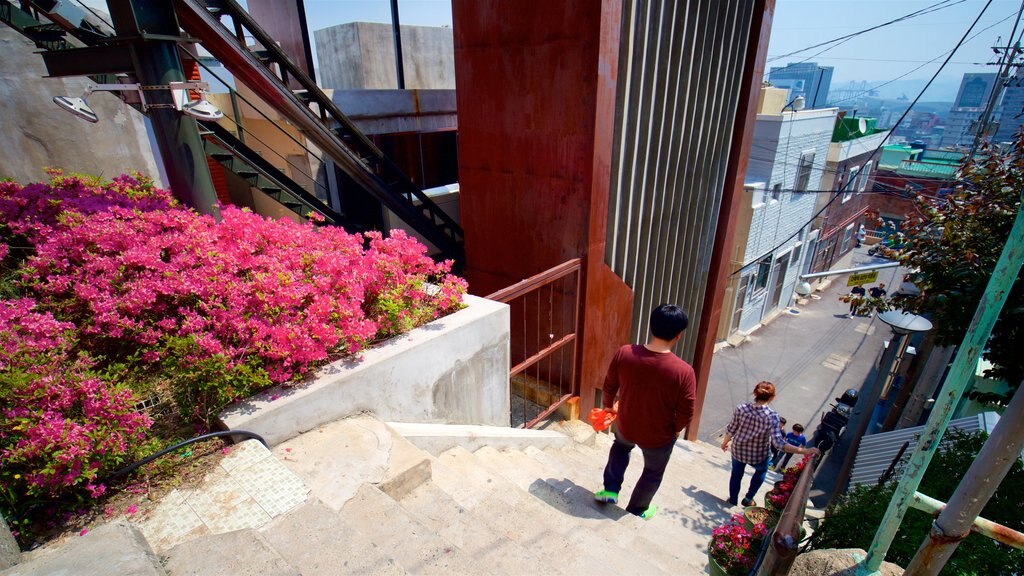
[133,440,309,553]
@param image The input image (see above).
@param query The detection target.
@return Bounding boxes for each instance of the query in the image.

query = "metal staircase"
[2,0,464,263]
[2,0,349,228]
[198,121,355,231]
[173,0,464,263]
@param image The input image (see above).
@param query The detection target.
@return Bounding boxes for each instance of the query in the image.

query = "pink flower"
[124,505,138,516]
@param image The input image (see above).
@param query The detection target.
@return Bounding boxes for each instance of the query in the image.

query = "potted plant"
[708,513,769,576]
[764,455,811,512]
[743,505,777,530]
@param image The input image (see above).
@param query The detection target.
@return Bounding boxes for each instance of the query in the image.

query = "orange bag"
[588,408,616,432]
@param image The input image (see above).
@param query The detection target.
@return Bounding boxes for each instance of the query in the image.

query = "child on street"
[771,423,807,471]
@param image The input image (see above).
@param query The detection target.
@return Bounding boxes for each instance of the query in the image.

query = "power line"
[732,0,995,275]
[767,0,965,65]
[827,12,1017,106]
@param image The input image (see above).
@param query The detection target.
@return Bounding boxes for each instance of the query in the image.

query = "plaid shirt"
[726,403,786,465]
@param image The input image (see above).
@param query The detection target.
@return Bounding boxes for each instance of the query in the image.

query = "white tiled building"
[722,88,837,338]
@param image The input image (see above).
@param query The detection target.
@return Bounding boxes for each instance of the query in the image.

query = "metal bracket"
[85,81,211,111]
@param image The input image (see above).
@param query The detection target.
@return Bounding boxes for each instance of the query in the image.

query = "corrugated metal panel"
[607,0,756,359]
[848,412,1000,488]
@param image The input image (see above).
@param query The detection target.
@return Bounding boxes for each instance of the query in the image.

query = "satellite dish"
[859,118,868,134]
[53,96,98,123]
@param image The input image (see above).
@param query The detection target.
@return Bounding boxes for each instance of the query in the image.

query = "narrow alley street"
[701,246,908,503]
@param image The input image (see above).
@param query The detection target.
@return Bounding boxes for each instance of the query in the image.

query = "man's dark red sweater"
[602,344,697,448]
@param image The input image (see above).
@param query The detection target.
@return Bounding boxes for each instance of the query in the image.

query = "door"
[731,276,748,333]
[769,253,790,311]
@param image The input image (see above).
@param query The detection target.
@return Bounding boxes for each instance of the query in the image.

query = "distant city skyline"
[768,0,1023,102]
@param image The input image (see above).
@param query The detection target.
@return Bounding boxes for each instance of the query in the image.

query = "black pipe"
[390,0,405,89]
[101,430,268,483]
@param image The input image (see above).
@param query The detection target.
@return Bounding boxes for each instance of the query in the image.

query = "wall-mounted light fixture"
[53,82,223,123]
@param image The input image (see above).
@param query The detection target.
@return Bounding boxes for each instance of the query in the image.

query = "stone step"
[393,480,562,576]
[541,440,740,573]
[468,446,669,575]
[387,421,569,455]
[1,523,165,576]
[336,484,482,575]
[521,446,690,573]
[273,414,431,511]
[260,498,406,575]
[433,446,660,575]
[163,529,297,576]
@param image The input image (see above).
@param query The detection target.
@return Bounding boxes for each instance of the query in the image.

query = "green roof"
[878,145,960,179]
[879,144,919,169]
[832,116,885,142]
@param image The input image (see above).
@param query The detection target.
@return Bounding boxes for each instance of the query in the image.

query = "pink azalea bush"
[0,172,467,508]
[709,513,769,575]
[0,299,151,502]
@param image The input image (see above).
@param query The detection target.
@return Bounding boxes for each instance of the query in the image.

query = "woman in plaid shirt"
[720,381,819,506]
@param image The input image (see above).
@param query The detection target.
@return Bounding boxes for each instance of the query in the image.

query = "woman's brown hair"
[753,381,776,402]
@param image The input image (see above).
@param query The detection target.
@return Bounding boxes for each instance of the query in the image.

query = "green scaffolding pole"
[861,198,1024,573]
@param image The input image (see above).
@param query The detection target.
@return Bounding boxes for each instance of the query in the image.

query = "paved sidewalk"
[702,246,905,446]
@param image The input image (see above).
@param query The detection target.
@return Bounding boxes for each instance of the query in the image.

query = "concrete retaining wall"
[219,295,510,446]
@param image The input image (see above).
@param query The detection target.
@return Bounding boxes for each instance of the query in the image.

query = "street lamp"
[869,311,933,433]
[828,309,932,507]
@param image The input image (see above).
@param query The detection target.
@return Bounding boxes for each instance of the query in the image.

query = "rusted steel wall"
[453,0,629,415]
[453,1,771,423]
[247,0,316,88]
[453,0,605,297]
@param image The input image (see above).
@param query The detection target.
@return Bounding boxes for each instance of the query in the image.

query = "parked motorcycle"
[811,388,859,455]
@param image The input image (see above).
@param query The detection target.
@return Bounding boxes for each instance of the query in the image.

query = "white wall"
[219,295,511,446]
[737,108,836,331]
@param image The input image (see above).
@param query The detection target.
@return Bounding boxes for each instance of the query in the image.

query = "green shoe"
[639,505,657,520]
[594,490,619,504]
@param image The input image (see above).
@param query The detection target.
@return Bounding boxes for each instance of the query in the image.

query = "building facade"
[809,115,888,274]
[314,22,455,90]
[719,88,836,338]
[939,73,997,149]
[767,61,834,109]
[994,73,1024,144]
[870,144,959,238]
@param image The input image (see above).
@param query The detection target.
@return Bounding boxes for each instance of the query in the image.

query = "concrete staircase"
[3,415,773,575]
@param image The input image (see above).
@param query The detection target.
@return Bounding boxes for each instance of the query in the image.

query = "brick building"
[869,145,958,239]
[808,115,888,273]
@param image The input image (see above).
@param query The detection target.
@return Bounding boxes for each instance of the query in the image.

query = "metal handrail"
[485,258,582,302]
[101,430,267,483]
[755,455,819,575]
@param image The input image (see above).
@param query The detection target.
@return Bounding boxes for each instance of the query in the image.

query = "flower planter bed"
[218,294,511,446]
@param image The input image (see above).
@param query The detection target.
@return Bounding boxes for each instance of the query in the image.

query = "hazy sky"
[768,0,1020,96]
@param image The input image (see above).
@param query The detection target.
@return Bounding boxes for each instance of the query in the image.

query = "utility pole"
[967,16,1024,158]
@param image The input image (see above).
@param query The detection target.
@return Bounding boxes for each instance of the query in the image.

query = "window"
[840,223,855,253]
[771,183,782,202]
[794,151,815,192]
[791,243,802,267]
[754,255,772,292]
[858,161,873,192]
[843,165,859,203]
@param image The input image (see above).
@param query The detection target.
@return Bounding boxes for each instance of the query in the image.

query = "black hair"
[650,304,689,340]
[792,423,804,433]
[779,417,787,425]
